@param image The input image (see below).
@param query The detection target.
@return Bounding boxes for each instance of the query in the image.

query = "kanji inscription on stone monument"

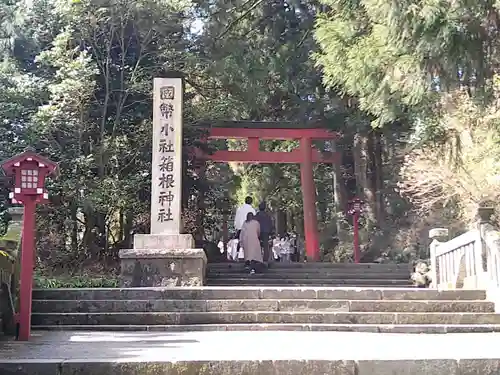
[151,78,183,234]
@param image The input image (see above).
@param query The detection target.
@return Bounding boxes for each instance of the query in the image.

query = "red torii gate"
[198,121,340,262]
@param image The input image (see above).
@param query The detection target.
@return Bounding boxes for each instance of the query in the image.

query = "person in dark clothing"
[255,201,274,263]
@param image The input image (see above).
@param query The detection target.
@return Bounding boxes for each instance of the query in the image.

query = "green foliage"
[0,0,425,273]
[314,0,500,128]
[313,0,500,246]
[0,201,11,236]
[399,86,500,224]
[0,218,20,255]
[34,272,119,288]
[16,0,198,265]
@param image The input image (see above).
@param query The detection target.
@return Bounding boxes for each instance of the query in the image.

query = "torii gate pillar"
[300,137,320,261]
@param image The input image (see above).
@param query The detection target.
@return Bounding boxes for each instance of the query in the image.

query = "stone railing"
[430,207,500,294]
[0,207,23,335]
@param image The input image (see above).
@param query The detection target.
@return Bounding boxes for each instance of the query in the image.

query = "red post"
[1,148,58,341]
[353,211,360,263]
[247,137,260,153]
[300,137,320,261]
[18,197,36,341]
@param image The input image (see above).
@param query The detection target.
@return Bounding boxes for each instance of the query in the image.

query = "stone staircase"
[21,262,500,375]
[206,262,412,286]
[31,285,500,333]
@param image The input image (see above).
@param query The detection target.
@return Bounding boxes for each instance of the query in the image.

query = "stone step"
[207,269,410,279]
[30,311,500,326]
[3,330,500,375]
[6,357,500,375]
[32,287,487,301]
[208,262,410,270]
[32,323,500,333]
[207,271,410,280]
[31,299,495,313]
[208,263,411,271]
[206,278,412,286]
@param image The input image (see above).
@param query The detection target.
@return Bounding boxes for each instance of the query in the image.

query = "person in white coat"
[239,212,262,274]
[234,196,256,261]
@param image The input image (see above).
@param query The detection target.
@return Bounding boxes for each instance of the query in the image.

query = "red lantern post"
[348,197,363,264]
[1,148,58,341]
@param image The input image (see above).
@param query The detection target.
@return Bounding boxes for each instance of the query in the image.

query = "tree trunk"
[331,141,347,237]
[118,210,124,244]
[366,131,381,226]
[70,203,78,255]
[82,210,106,260]
[82,213,95,259]
[316,167,329,225]
[372,130,385,224]
[353,132,375,222]
[195,163,206,242]
[123,211,134,249]
[276,209,287,236]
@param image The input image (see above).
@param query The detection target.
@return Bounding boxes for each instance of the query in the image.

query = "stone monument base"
[133,233,195,249]
[119,247,207,287]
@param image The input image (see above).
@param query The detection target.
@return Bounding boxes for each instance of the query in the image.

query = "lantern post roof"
[1,148,59,177]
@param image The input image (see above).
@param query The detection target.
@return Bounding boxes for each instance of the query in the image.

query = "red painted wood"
[208,127,339,140]
[299,138,320,262]
[247,137,260,153]
[18,197,36,341]
[208,149,339,164]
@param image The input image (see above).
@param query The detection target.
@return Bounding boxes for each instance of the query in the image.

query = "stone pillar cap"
[477,207,495,223]
[429,228,449,240]
[119,248,207,260]
[7,206,23,224]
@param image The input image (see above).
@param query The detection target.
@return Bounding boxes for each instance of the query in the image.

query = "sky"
[190,18,204,35]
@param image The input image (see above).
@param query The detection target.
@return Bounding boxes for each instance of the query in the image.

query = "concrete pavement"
[1,330,500,374]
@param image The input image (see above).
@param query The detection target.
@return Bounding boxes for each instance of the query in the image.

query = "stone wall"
[120,248,206,287]
[119,234,207,287]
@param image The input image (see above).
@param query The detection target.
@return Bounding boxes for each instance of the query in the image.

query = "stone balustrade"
[429,208,500,305]
[429,227,483,289]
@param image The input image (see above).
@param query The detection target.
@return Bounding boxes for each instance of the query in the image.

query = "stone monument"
[119,77,207,287]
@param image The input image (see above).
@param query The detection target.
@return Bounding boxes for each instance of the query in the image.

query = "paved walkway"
[2,330,500,362]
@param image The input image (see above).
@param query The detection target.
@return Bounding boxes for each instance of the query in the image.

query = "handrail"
[429,207,499,291]
[429,229,483,289]
[479,221,500,290]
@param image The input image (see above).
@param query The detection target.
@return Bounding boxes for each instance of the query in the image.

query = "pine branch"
[217,0,265,39]
[296,29,310,49]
